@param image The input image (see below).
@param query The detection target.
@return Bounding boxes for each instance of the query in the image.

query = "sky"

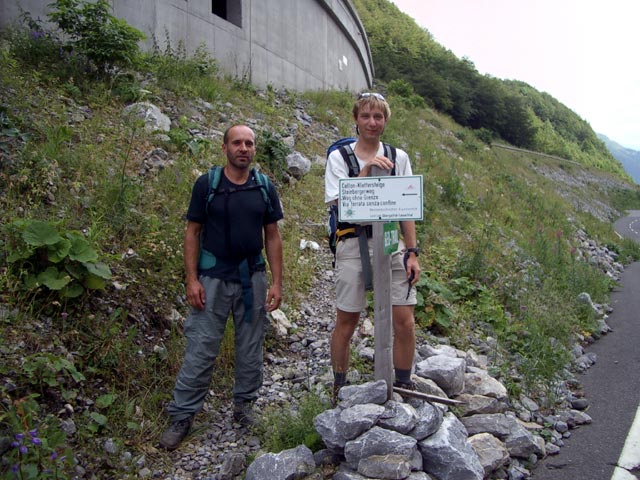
[390,0,640,150]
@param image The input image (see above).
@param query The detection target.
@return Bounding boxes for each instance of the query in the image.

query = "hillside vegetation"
[2,1,640,478]
[354,0,627,178]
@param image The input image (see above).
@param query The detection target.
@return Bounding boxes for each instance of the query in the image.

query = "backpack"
[205,166,273,215]
[199,166,273,271]
[326,139,397,257]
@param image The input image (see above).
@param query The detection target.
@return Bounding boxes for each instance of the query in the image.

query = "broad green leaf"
[415,291,424,307]
[24,273,39,289]
[44,375,60,387]
[24,463,39,479]
[47,238,72,263]
[70,368,86,383]
[90,412,108,426]
[435,314,452,329]
[65,263,85,280]
[66,232,99,262]
[84,273,106,290]
[127,421,140,431]
[424,277,457,302]
[96,393,116,408]
[7,246,35,262]
[83,261,112,279]
[61,283,84,298]
[38,266,72,290]
[22,220,62,246]
[63,389,79,401]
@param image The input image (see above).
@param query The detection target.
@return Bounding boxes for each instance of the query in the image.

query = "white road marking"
[630,219,640,235]
[612,468,637,479]
[611,404,640,479]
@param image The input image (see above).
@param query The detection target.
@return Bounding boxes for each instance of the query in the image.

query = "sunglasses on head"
[358,92,386,101]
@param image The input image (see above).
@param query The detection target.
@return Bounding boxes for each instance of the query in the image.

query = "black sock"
[333,371,347,386]
[395,368,411,385]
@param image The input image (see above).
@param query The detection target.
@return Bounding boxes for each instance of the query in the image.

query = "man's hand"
[404,252,421,286]
[186,279,206,310]
[265,284,282,312]
[362,155,394,176]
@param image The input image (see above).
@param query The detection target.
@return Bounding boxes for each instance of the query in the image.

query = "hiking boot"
[331,382,349,407]
[233,402,256,427]
[159,416,193,450]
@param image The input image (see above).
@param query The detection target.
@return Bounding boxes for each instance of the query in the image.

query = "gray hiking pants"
[167,273,268,421]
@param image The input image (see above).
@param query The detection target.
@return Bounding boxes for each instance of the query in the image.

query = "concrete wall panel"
[0,0,373,92]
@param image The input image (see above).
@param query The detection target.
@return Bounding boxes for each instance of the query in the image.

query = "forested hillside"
[353,0,627,178]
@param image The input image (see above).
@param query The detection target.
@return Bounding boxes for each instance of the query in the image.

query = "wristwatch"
[406,247,420,257]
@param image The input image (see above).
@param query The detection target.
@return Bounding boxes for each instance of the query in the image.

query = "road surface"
[533,212,640,479]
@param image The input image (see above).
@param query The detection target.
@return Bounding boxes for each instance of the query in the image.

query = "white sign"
[338,175,423,222]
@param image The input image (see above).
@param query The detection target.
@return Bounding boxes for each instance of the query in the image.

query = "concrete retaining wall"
[0,0,373,91]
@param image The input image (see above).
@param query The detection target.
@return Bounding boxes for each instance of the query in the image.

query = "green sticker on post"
[383,222,399,254]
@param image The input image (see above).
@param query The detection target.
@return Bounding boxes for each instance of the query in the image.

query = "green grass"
[258,392,328,453]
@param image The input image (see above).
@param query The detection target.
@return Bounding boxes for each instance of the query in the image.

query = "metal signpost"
[338,171,423,398]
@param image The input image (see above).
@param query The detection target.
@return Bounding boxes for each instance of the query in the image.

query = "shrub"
[387,79,414,98]
[8,12,62,70]
[48,0,145,75]
[257,131,291,181]
[3,219,112,300]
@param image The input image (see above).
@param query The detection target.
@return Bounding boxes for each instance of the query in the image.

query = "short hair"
[223,124,255,145]
[353,93,391,121]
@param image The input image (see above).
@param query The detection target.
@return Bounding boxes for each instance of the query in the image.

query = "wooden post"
[371,166,394,400]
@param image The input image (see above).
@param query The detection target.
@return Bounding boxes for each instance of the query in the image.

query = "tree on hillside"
[353,0,623,174]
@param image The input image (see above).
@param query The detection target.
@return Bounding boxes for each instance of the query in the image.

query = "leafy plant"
[3,219,112,299]
[20,353,85,397]
[258,393,326,453]
[47,0,145,75]
[7,12,62,71]
[167,116,214,154]
[0,394,73,479]
[387,79,426,108]
[414,275,455,331]
[440,163,464,207]
[0,110,31,154]
[146,40,219,100]
[257,131,291,180]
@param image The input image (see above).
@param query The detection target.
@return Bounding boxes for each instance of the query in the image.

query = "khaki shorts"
[335,237,417,312]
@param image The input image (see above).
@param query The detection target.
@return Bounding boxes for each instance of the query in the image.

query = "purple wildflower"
[19,445,28,454]
[31,437,42,445]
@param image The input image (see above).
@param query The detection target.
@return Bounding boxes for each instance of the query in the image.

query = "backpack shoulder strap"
[338,144,360,177]
[205,166,223,214]
[208,166,223,193]
[251,168,274,213]
[339,143,397,177]
[382,142,397,176]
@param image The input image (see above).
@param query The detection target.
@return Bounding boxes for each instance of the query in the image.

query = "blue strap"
[238,258,253,323]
